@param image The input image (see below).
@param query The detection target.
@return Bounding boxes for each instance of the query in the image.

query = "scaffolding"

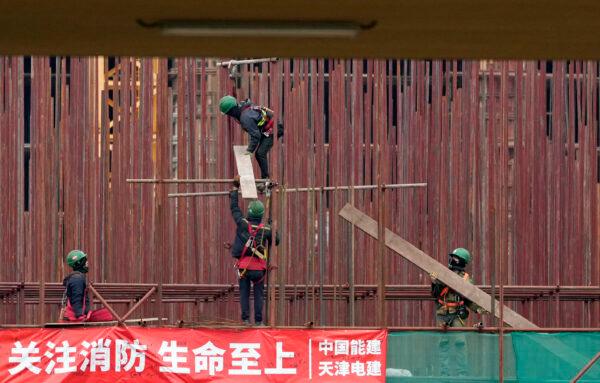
[0,57,598,334]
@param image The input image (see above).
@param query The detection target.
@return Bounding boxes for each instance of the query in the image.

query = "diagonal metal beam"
[570,351,600,383]
[88,284,122,323]
[120,286,157,323]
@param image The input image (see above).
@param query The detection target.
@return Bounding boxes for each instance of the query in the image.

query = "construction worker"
[229,177,278,326]
[61,250,113,322]
[430,247,488,377]
[219,95,283,180]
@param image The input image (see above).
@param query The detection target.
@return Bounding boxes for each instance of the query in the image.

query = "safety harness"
[237,222,269,279]
[437,272,470,309]
[241,104,274,136]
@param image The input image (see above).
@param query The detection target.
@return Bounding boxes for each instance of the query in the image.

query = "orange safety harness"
[437,272,470,308]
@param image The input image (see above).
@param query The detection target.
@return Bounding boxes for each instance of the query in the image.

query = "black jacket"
[63,271,90,317]
[239,106,267,153]
[229,190,278,258]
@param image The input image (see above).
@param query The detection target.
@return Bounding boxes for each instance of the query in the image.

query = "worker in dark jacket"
[62,250,90,321]
[229,177,279,325]
[219,95,283,180]
[430,248,488,377]
[62,250,113,322]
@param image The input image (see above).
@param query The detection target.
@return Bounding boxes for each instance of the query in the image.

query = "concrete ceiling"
[1,0,599,59]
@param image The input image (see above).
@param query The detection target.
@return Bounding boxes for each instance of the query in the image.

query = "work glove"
[476,307,490,315]
[277,122,284,138]
[429,272,438,281]
[244,151,253,156]
[233,175,240,188]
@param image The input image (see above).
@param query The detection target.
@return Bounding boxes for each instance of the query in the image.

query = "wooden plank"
[233,145,258,199]
[339,203,598,369]
[339,203,536,328]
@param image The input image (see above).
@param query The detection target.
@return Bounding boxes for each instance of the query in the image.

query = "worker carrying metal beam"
[229,176,279,326]
[430,248,489,376]
[60,250,113,322]
[219,95,284,180]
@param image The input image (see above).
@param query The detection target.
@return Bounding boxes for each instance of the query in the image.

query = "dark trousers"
[254,135,273,179]
[239,269,265,323]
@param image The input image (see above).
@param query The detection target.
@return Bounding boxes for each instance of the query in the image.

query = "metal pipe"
[120,286,157,322]
[169,190,230,198]
[216,58,278,67]
[168,183,427,198]
[570,351,600,382]
[87,284,122,323]
[127,178,269,184]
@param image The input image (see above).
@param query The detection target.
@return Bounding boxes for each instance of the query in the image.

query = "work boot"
[242,320,251,326]
[254,321,266,327]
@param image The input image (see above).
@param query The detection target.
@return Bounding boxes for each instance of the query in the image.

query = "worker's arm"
[240,113,262,153]
[229,189,245,226]
[431,280,445,298]
[466,299,488,314]
[465,275,488,314]
[274,231,280,246]
[67,274,87,318]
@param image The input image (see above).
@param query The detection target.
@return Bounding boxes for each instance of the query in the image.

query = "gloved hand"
[277,122,284,138]
[244,151,253,156]
[476,307,490,315]
[429,272,438,281]
[233,175,240,188]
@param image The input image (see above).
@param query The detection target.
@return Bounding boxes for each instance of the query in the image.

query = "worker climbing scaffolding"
[219,95,284,180]
[229,176,279,326]
[222,91,283,325]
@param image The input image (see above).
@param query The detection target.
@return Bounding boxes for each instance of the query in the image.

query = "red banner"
[0,327,386,382]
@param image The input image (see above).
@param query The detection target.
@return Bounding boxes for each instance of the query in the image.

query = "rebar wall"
[0,58,598,327]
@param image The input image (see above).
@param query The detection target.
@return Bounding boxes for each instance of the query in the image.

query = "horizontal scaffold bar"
[167,183,427,198]
[127,178,269,184]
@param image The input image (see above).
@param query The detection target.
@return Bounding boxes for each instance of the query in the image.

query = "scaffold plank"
[233,145,258,199]
[339,203,537,328]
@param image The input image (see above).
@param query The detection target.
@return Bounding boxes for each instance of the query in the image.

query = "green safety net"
[386,331,600,383]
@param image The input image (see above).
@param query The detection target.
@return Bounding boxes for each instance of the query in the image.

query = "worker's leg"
[249,270,265,323]
[255,135,274,179]
[451,317,468,377]
[436,315,452,376]
[238,272,251,322]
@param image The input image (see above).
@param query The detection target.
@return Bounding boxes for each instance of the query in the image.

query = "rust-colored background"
[0,58,598,327]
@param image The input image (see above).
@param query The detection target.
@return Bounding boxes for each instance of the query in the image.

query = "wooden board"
[339,204,588,369]
[339,203,536,328]
[233,145,258,199]
[339,203,596,369]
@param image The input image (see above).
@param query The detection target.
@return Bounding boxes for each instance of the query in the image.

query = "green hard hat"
[219,95,237,114]
[66,250,87,268]
[247,200,265,219]
[450,248,471,264]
